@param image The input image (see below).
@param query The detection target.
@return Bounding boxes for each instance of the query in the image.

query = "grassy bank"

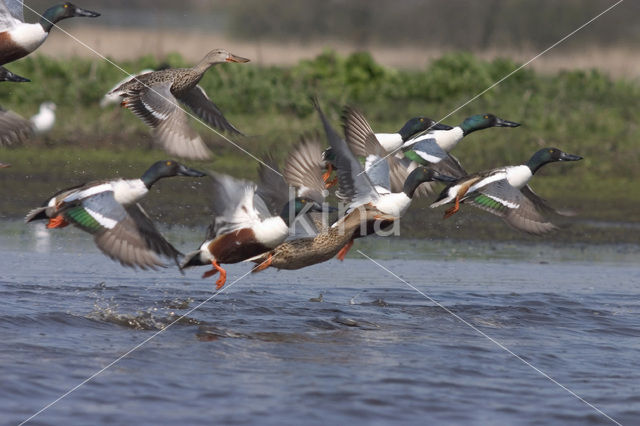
[1,51,638,242]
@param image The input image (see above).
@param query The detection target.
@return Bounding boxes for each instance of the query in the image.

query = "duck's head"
[141,160,206,188]
[279,197,324,223]
[526,148,582,174]
[398,117,452,141]
[459,114,520,135]
[41,3,100,31]
[403,166,457,198]
[201,49,250,66]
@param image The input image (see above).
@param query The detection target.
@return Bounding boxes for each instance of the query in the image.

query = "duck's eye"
[419,118,424,122]
[166,161,172,166]
[484,115,489,119]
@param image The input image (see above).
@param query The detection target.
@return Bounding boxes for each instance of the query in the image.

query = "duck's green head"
[141,160,206,188]
[526,147,583,174]
[398,117,453,141]
[403,167,457,198]
[279,197,324,222]
[459,114,520,135]
[40,3,100,32]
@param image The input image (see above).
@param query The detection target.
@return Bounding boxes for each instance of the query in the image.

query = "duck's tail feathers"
[179,250,207,269]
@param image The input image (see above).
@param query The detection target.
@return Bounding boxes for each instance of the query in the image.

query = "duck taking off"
[0,1,99,66]
[25,160,206,270]
[110,49,249,161]
[181,170,323,289]
[431,148,582,234]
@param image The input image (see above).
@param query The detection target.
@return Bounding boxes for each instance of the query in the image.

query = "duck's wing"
[60,192,181,269]
[342,105,375,157]
[0,107,33,147]
[0,0,22,30]
[312,98,378,207]
[121,81,211,160]
[208,172,261,236]
[179,85,243,136]
[256,155,288,216]
[404,137,467,177]
[283,134,327,204]
[522,185,575,217]
[467,180,557,234]
[388,157,434,198]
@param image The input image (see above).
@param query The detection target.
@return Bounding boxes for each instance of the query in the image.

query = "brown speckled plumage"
[110,49,249,160]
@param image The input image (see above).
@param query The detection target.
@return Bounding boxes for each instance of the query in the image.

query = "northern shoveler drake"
[314,98,455,259]
[180,170,323,289]
[431,147,582,234]
[0,1,99,66]
[0,105,33,146]
[342,106,465,198]
[25,160,206,269]
[0,65,27,81]
[30,101,55,134]
[109,49,249,160]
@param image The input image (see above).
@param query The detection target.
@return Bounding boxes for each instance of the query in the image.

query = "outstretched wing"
[121,82,211,160]
[467,180,557,234]
[179,85,243,136]
[61,192,181,269]
[283,134,327,204]
[0,0,21,30]
[208,172,261,236]
[312,98,378,207]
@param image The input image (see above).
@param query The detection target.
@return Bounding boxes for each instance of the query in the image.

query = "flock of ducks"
[2,2,584,289]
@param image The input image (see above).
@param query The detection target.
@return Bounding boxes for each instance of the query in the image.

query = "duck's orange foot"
[252,253,273,273]
[120,100,128,108]
[46,215,69,229]
[443,196,461,219]
[324,177,338,189]
[215,268,227,289]
[336,239,354,261]
[322,163,334,183]
[202,267,219,279]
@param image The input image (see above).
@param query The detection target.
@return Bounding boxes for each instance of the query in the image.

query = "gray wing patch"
[364,154,391,193]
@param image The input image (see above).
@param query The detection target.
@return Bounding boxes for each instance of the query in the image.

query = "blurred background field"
[1,0,638,242]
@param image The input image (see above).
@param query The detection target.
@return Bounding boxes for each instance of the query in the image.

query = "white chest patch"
[252,217,288,248]
[505,165,532,189]
[9,23,47,53]
[431,127,464,152]
[376,192,412,217]
[111,179,148,205]
[375,133,403,152]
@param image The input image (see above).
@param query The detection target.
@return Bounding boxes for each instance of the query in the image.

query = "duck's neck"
[140,171,163,189]
[402,170,426,199]
[40,6,64,32]
[191,59,218,78]
[526,152,551,175]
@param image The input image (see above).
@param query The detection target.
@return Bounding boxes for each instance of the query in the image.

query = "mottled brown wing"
[179,85,243,136]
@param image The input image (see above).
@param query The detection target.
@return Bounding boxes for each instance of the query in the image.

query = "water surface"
[1,223,639,425]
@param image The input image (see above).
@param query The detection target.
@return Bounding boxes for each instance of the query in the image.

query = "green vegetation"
[1,51,638,241]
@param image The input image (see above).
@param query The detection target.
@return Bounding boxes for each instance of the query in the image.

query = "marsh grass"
[1,51,638,240]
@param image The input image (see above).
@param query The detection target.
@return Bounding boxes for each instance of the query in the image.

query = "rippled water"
[1,222,639,425]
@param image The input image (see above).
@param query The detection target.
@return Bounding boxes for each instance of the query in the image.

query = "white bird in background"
[30,101,56,134]
[100,69,154,108]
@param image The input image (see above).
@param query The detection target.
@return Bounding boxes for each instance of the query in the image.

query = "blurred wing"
[522,185,575,217]
[61,192,180,269]
[342,105,374,157]
[208,172,261,235]
[124,82,211,160]
[364,154,391,193]
[0,107,33,147]
[0,0,21,29]
[283,134,327,204]
[312,97,378,206]
[256,155,289,216]
[467,180,557,234]
[179,85,243,136]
